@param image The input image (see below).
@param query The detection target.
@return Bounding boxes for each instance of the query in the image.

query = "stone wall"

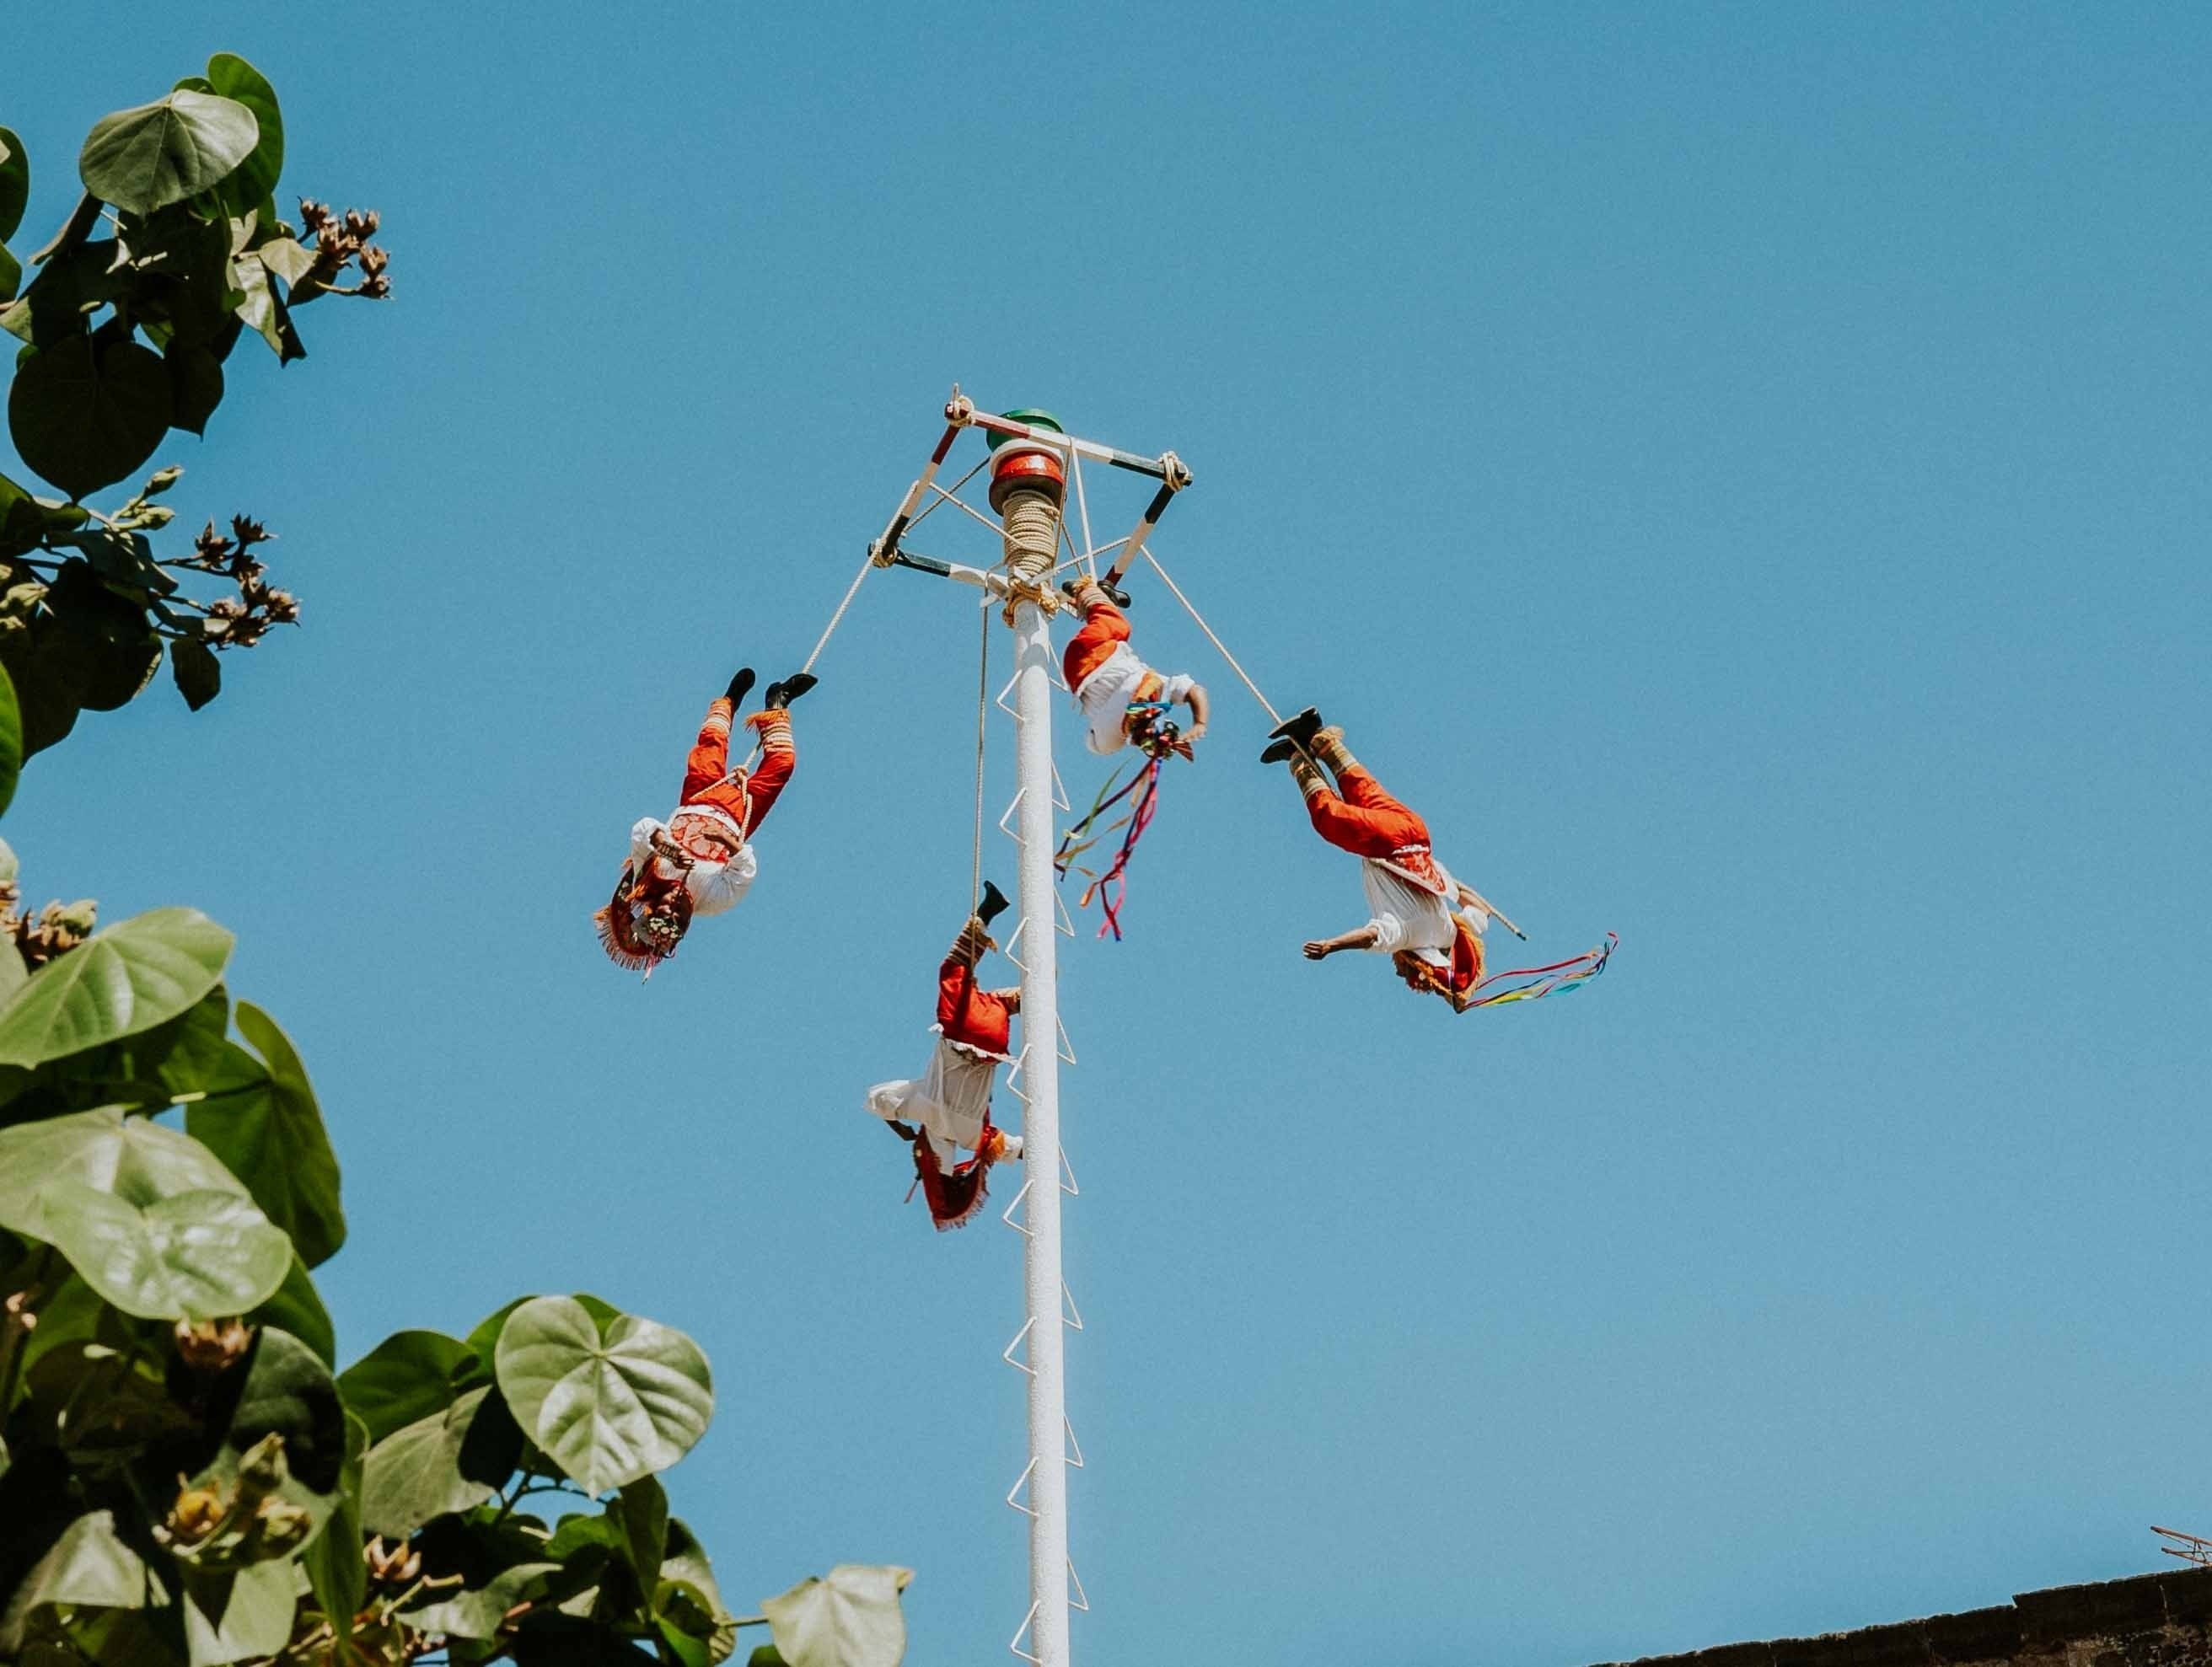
[1591,1566,2212,1667]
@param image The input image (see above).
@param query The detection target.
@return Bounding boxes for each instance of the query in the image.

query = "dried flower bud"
[235,1433,290,1494]
[366,1536,425,1588]
[173,1316,255,1374]
[231,515,270,549]
[254,1498,314,1553]
[170,1484,228,1544]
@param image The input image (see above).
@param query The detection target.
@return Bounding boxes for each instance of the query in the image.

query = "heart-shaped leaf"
[224,1325,348,1496]
[0,1104,245,1238]
[495,1296,713,1495]
[79,90,259,217]
[9,334,176,501]
[187,1000,343,1265]
[202,56,282,214]
[0,906,232,1066]
[758,1566,913,1667]
[38,1179,290,1321]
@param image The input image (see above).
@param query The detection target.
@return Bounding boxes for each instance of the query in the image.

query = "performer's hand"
[650,830,694,869]
[1182,721,1206,745]
[1302,940,1334,960]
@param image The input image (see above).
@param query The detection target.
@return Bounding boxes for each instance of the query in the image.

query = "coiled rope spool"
[990,408,1066,587]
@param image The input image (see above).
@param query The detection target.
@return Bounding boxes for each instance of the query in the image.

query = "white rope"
[802,546,875,675]
[1140,547,1281,726]
[737,544,878,769]
[904,453,991,535]
[972,595,990,916]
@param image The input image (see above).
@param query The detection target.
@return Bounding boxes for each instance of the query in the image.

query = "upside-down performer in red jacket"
[593,667,817,975]
[865,883,1027,1229]
[1061,576,1210,757]
[1261,707,1492,1011]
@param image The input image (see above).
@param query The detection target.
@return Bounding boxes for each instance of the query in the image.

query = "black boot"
[1059,576,1132,608]
[1268,706,1323,750]
[1259,737,1302,766]
[976,880,1012,927]
[762,672,819,710]
[724,667,756,705]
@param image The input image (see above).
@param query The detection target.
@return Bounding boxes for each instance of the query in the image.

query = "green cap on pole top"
[989,408,1063,450]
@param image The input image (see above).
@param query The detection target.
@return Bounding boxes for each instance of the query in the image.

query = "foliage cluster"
[0,54,387,756]
[0,62,910,1667]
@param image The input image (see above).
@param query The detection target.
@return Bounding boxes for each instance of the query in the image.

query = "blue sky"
[8,3,2211,1661]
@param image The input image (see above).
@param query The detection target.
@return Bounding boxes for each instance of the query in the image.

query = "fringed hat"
[1393,919,1486,1011]
[910,1123,1009,1231]
[593,871,693,977]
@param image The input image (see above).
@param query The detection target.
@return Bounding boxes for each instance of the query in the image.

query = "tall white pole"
[1011,590,1071,1667]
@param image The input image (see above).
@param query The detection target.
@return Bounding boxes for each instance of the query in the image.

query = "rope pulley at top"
[987,406,1069,598]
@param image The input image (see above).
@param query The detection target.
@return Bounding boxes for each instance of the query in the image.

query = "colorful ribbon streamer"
[1465,931,1618,1008]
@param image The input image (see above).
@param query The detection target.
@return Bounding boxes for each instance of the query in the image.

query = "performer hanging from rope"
[866,883,1027,1229]
[1261,708,1493,1011]
[593,667,819,974]
[1061,576,1210,758]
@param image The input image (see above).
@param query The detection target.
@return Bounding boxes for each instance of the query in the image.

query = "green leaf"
[166,341,223,434]
[0,126,27,244]
[337,1328,473,1444]
[301,1411,369,1643]
[79,91,259,217]
[39,1179,290,1321]
[0,657,20,818]
[0,555,163,758]
[186,1001,343,1265]
[610,1478,668,1595]
[181,1557,297,1665]
[0,906,232,1066]
[8,1267,126,1392]
[203,57,282,215]
[405,1555,562,1642]
[458,1296,536,1387]
[656,1520,738,1667]
[8,334,174,500]
[758,1568,913,1667]
[0,1104,247,1238]
[508,1619,659,1667]
[494,1297,714,1496]
[0,1509,168,1654]
[746,1649,789,1667]
[20,1335,196,1467]
[358,1385,523,1539]
[228,256,302,362]
[0,246,20,308]
[226,1325,348,1495]
[248,1252,334,1366]
[255,236,315,288]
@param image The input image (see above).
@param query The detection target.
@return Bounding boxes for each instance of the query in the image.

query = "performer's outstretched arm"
[1303,925,1381,960]
[1180,682,1210,743]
